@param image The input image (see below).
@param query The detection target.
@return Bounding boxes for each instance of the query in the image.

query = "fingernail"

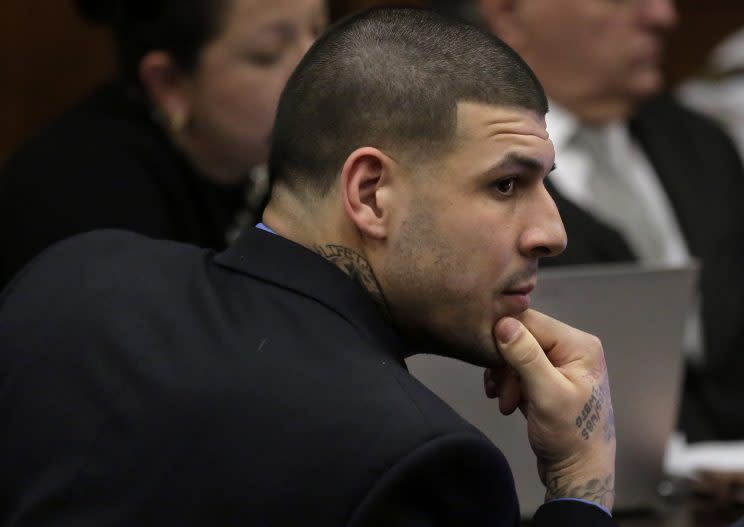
[496,318,521,346]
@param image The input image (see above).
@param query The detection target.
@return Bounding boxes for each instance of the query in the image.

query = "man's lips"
[501,281,536,296]
[499,280,536,312]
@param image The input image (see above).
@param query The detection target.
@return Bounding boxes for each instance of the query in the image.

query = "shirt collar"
[255,222,275,234]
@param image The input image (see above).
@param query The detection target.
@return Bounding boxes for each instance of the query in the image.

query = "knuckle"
[511,341,542,368]
[575,330,602,352]
[586,334,603,351]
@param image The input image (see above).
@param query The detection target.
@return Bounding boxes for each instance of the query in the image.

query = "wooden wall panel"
[664,0,744,85]
[0,0,115,163]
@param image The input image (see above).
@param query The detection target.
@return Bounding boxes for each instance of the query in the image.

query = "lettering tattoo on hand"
[545,473,615,510]
[575,379,614,442]
[314,244,390,318]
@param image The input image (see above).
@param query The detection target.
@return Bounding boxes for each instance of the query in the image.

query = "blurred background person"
[451,0,744,444]
[0,0,327,288]
[678,26,744,160]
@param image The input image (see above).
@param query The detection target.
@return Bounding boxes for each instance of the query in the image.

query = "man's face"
[494,0,677,120]
[377,102,566,367]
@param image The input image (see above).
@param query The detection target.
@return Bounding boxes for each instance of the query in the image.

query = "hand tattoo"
[545,473,615,510]
[314,244,390,319]
[575,378,615,443]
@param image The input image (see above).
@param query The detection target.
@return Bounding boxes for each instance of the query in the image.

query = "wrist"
[544,469,615,511]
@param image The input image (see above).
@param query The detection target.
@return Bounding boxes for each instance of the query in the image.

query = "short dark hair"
[77,0,228,81]
[269,7,548,196]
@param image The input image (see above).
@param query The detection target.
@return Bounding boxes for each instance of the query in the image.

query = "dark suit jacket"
[544,94,744,442]
[0,80,247,290]
[0,228,615,526]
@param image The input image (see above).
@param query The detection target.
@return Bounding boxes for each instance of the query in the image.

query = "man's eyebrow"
[489,152,554,174]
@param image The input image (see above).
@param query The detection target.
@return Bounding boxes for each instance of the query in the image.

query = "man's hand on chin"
[484,309,616,512]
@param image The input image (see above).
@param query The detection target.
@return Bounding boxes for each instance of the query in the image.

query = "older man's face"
[491,0,677,119]
[376,102,566,367]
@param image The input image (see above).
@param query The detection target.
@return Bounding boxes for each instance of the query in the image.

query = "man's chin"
[406,338,505,369]
[627,69,664,99]
[395,317,505,367]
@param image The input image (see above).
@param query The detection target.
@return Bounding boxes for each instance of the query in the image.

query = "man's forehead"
[442,101,555,178]
[454,101,549,141]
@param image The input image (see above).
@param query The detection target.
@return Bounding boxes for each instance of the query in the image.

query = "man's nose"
[520,186,567,259]
[638,0,678,31]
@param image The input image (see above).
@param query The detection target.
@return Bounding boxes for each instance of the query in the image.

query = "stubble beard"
[383,206,505,367]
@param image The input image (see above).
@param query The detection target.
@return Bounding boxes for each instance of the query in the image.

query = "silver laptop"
[406,263,698,516]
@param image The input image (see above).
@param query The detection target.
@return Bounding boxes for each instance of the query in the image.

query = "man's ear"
[138,51,192,133]
[478,0,525,47]
[340,147,400,240]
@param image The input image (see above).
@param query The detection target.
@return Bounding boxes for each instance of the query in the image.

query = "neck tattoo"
[314,244,390,319]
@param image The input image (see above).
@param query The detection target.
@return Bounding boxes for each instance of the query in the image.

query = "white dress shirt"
[545,101,702,361]
[546,101,691,266]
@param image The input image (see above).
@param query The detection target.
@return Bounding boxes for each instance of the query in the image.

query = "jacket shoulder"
[0,230,212,359]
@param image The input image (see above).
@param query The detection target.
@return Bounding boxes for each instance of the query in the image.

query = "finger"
[515,309,571,356]
[498,372,521,415]
[484,368,497,398]
[493,317,567,403]
[484,367,506,398]
[486,366,524,414]
[517,309,603,370]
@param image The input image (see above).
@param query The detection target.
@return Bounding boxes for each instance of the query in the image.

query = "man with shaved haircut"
[0,8,617,526]
[473,0,744,442]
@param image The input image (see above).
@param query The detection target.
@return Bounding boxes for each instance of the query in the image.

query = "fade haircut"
[269,7,548,196]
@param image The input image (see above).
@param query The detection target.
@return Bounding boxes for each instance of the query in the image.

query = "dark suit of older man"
[544,94,744,442]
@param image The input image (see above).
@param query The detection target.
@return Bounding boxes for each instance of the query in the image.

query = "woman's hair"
[77,0,229,80]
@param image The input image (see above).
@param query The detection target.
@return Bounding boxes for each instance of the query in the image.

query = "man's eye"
[493,177,516,196]
[246,49,284,66]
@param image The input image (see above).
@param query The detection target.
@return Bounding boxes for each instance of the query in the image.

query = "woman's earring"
[169,111,187,134]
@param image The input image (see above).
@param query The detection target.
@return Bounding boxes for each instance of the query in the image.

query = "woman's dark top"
[0,80,247,288]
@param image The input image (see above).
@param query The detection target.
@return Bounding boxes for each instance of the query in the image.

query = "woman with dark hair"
[0,0,327,288]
